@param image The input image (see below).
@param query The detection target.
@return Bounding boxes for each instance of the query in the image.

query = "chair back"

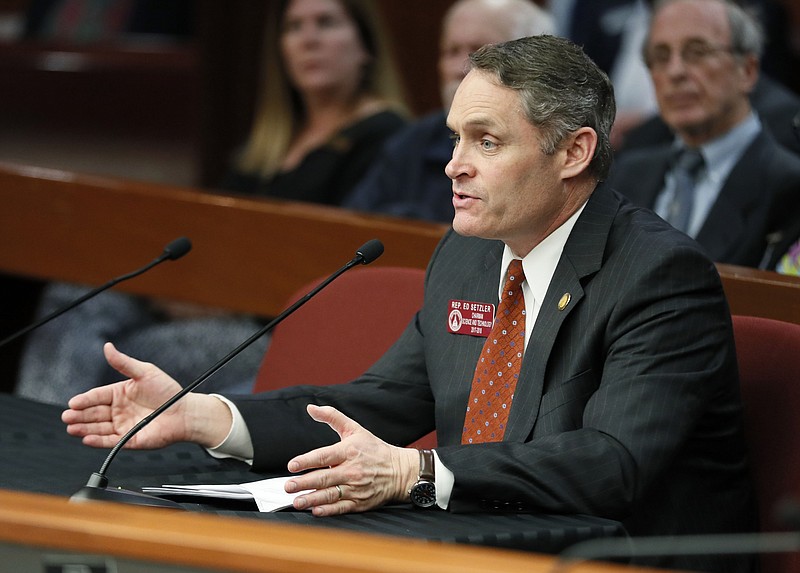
[733,315,800,573]
[253,266,435,448]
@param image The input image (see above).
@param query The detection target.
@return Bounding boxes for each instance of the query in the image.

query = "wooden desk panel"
[0,162,447,317]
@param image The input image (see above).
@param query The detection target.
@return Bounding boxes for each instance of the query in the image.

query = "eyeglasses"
[644,41,738,71]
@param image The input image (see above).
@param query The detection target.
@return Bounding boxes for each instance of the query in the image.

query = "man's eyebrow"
[447,115,498,133]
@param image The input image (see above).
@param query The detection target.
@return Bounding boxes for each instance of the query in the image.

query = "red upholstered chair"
[253,266,435,448]
[732,315,800,573]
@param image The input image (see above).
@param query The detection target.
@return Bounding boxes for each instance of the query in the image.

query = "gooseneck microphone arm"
[0,237,192,349]
[72,239,384,507]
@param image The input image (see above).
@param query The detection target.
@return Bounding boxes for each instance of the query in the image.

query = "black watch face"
[410,481,436,508]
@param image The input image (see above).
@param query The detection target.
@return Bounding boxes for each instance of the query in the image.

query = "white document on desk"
[142,476,311,512]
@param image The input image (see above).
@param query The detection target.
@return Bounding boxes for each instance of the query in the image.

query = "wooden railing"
[0,162,447,318]
[1,161,799,325]
[716,263,800,325]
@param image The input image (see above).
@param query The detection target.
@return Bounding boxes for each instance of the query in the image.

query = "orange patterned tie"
[462,259,526,444]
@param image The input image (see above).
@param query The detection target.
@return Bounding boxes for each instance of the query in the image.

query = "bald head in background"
[438,0,554,109]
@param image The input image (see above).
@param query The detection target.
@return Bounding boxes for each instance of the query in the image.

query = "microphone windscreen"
[356,239,384,264]
[163,237,192,260]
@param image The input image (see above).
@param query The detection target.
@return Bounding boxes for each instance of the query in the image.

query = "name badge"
[447,300,495,337]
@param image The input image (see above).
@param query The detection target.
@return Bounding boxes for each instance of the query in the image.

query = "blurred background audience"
[0,0,799,399]
[11,0,410,405]
[606,0,800,269]
[221,0,408,206]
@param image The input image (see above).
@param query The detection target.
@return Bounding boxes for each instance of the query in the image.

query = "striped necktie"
[666,148,704,233]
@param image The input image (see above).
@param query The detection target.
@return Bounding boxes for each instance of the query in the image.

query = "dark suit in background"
[232,183,756,573]
[620,75,800,157]
[343,111,454,223]
[608,128,800,267]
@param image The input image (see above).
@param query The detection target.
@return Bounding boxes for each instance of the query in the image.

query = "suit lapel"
[695,132,767,261]
[437,243,504,441]
[505,184,619,441]
[462,246,503,303]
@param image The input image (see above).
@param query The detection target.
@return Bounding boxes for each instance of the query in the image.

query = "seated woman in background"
[15,0,409,406]
[222,0,408,205]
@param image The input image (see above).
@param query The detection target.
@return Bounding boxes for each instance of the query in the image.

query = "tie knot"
[673,148,704,176]
[506,260,525,288]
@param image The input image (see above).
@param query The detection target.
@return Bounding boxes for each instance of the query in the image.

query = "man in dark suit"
[63,35,756,573]
[607,0,800,268]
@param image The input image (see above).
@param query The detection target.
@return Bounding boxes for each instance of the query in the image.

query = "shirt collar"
[677,112,761,183]
[499,202,587,303]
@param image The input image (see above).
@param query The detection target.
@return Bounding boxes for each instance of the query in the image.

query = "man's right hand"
[61,342,232,450]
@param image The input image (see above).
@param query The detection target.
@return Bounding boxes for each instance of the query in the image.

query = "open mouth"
[453,191,479,208]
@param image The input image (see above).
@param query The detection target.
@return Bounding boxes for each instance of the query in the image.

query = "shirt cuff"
[205,394,254,464]
[432,449,453,510]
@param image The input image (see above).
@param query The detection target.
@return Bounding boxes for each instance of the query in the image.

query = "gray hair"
[504,0,555,38]
[647,0,765,59]
[444,0,555,39]
[469,35,616,181]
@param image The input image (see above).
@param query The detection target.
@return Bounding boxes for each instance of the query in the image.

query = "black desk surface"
[0,393,626,554]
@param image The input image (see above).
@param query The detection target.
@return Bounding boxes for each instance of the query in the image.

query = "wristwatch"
[408,448,436,508]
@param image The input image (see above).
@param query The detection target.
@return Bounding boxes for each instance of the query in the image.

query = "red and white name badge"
[447,300,495,337]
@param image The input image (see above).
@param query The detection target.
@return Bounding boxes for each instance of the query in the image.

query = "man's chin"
[452,216,483,238]
[664,111,708,136]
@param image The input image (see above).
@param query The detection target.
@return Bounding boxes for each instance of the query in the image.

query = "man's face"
[445,70,569,257]
[438,4,516,109]
[645,0,756,145]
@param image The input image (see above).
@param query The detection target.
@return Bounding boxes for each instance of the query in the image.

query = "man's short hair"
[469,35,616,181]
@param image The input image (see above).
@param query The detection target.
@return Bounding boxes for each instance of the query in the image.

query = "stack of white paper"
[142,476,311,512]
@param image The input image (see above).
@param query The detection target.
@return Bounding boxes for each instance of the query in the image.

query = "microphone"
[70,239,385,508]
[552,530,800,573]
[0,237,192,349]
[758,231,784,270]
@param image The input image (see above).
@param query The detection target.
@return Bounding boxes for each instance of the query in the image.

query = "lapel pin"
[557,293,571,311]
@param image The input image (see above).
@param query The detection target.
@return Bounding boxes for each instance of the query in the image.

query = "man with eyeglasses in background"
[607,0,800,269]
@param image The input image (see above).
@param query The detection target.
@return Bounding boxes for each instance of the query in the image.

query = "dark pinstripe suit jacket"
[233,184,756,572]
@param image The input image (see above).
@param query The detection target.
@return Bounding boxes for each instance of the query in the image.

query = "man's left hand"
[284,404,419,516]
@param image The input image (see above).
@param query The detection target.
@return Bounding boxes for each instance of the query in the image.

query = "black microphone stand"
[0,237,192,350]
[71,240,383,508]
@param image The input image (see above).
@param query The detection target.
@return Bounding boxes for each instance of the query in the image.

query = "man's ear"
[561,127,597,179]
[739,54,759,95]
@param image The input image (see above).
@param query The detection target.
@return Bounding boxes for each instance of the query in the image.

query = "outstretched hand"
[284,404,419,516]
[61,342,231,450]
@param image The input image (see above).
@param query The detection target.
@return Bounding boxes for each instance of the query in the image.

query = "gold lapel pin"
[557,293,571,311]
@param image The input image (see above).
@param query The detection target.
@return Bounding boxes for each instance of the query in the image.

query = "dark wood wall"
[0,1,455,189]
